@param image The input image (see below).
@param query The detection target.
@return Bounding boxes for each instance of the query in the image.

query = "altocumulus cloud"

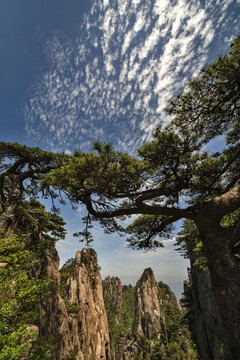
[23,0,240,153]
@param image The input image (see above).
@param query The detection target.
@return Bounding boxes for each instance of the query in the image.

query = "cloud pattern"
[23,0,240,153]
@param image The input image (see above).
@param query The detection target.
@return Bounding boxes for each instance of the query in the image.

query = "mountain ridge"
[56,247,198,359]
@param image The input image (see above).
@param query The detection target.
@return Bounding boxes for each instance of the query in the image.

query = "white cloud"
[103,0,109,10]
[139,26,161,60]
[64,149,72,155]
[131,0,141,8]
[23,0,239,154]
[153,0,168,14]
[134,11,145,32]
[98,244,189,284]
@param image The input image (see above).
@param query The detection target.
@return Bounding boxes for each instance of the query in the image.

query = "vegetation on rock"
[0,231,56,359]
[103,271,198,359]
[156,282,198,359]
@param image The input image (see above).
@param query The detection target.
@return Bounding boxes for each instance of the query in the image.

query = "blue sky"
[1,0,240,298]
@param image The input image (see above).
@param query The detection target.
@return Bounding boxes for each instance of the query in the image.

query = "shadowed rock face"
[37,245,74,360]
[103,276,122,325]
[136,268,167,342]
[102,276,123,359]
[186,245,232,360]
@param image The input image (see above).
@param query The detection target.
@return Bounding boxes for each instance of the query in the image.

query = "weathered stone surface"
[103,276,123,359]
[66,248,111,360]
[158,284,181,310]
[103,276,122,324]
[38,247,111,359]
[117,329,139,360]
[37,246,75,360]
[136,268,167,342]
[104,269,181,360]
[0,262,7,267]
[187,247,232,360]
[37,246,196,360]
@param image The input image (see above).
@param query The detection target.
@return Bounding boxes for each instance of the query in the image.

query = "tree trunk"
[0,204,18,231]
[0,176,22,231]
[195,214,240,359]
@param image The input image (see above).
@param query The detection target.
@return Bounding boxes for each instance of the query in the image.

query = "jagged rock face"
[103,277,139,360]
[103,278,141,360]
[103,269,196,360]
[66,248,111,360]
[117,330,139,360]
[38,247,196,360]
[187,246,232,360]
[102,276,123,360]
[38,247,111,360]
[37,245,75,360]
[40,292,74,359]
[158,283,181,310]
[103,276,122,324]
[136,268,167,342]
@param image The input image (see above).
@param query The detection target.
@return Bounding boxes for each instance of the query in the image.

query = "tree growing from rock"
[0,144,67,358]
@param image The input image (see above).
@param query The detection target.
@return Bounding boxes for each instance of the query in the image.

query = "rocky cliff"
[34,247,111,360]
[103,267,197,359]
[136,268,167,342]
[66,248,111,360]
[103,276,122,325]
[35,246,198,359]
[58,248,111,360]
[184,245,232,360]
[37,245,73,360]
